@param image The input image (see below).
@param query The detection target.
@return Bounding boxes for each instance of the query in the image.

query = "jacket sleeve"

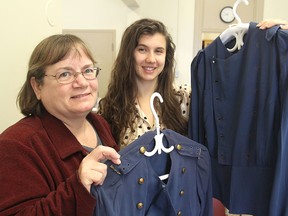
[0,134,96,216]
[269,28,288,216]
[188,49,206,144]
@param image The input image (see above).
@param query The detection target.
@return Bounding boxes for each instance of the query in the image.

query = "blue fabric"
[188,22,288,215]
[269,29,288,216]
[91,129,213,216]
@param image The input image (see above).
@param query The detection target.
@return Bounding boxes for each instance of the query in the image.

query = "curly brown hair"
[98,18,187,144]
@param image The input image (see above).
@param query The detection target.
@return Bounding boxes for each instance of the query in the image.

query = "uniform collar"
[265,25,281,41]
[109,129,202,175]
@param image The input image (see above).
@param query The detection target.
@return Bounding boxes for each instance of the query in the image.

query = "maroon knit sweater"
[0,110,119,216]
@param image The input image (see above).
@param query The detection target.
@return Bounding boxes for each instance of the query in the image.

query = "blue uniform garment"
[188,22,288,215]
[269,30,288,216]
[91,129,213,216]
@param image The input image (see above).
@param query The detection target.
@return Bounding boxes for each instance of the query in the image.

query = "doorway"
[62,29,116,98]
[193,0,264,56]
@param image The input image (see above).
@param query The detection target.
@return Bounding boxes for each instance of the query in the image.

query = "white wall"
[62,0,195,85]
[0,0,62,133]
[62,0,131,54]
[263,0,288,20]
[1,0,288,133]
[62,0,288,86]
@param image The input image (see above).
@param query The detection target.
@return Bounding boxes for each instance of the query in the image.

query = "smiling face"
[134,33,166,85]
[31,47,98,120]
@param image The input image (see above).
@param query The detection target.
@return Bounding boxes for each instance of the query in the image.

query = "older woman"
[0,34,120,215]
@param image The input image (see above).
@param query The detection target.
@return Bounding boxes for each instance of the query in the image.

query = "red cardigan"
[0,111,119,216]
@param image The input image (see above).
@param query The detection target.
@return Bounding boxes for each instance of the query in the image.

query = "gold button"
[177,210,182,215]
[179,190,184,196]
[137,202,144,209]
[139,146,146,154]
[138,177,145,184]
[176,144,182,150]
[181,167,186,174]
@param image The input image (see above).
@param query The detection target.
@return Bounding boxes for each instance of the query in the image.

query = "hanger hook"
[233,0,249,24]
[150,92,163,135]
[145,92,174,157]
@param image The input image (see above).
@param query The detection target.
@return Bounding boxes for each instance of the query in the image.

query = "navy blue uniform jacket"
[188,23,288,215]
[91,129,213,216]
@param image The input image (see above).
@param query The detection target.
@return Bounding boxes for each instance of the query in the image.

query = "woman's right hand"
[78,145,121,192]
[257,18,288,30]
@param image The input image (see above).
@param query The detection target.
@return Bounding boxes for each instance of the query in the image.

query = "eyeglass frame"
[44,67,101,84]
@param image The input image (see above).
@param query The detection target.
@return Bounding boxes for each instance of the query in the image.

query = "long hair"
[98,18,187,144]
[17,34,96,116]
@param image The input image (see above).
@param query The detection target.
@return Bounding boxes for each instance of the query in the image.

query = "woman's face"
[134,33,166,84]
[31,48,98,120]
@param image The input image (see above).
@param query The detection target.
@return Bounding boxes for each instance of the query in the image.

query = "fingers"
[280,24,288,30]
[257,19,288,30]
[90,163,107,185]
[90,145,121,165]
[256,20,266,29]
[78,146,121,191]
[257,20,273,29]
[81,162,107,184]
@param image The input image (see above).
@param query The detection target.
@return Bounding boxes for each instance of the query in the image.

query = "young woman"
[98,18,191,148]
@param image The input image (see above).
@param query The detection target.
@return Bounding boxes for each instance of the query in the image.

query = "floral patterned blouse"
[120,84,191,149]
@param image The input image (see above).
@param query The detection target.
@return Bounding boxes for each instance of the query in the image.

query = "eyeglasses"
[45,67,101,84]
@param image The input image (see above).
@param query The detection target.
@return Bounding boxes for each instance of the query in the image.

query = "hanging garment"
[91,129,213,216]
[188,22,288,215]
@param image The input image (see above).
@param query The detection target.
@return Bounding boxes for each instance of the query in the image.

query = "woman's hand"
[78,145,121,192]
[257,18,288,30]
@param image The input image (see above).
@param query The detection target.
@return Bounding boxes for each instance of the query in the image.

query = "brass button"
[179,190,184,196]
[139,146,146,154]
[176,144,182,150]
[181,167,186,174]
[177,210,182,215]
[138,177,145,184]
[137,202,144,209]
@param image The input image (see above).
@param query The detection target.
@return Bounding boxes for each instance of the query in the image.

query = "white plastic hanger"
[144,92,174,180]
[144,92,174,157]
[219,0,250,52]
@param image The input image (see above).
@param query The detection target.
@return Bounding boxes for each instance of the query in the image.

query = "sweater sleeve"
[0,132,96,216]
